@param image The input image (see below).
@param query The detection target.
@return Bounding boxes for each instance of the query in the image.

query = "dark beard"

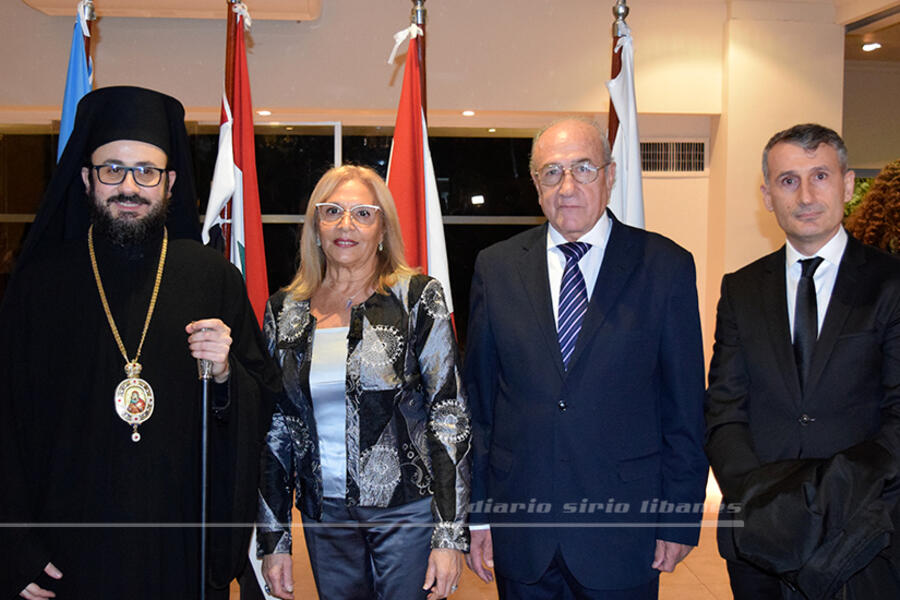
[88,183,169,247]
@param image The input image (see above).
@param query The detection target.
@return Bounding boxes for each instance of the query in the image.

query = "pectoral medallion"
[114,362,155,442]
[88,225,168,444]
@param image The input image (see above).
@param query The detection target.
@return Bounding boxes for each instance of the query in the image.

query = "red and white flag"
[386,25,453,314]
[202,2,268,326]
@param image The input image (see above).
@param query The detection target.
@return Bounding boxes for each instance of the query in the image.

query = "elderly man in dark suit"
[463,118,708,599]
[706,123,900,599]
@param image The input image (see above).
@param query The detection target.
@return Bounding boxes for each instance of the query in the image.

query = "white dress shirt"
[546,212,613,328]
[785,228,848,338]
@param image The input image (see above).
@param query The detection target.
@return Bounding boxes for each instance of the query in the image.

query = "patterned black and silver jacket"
[256,274,471,555]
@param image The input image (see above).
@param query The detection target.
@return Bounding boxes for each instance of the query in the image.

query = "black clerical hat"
[82,86,181,158]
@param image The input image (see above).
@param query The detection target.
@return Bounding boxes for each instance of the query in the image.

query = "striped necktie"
[557,242,591,369]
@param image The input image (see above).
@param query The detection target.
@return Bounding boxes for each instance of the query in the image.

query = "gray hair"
[529,117,612,172]
[762,123,848,183]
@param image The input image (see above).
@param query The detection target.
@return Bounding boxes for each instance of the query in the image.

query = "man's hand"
[651,539,693,572]
[19,562,62,599]
[261,553,294,599]
[185,319,232,383]
[465,528,494,583]
[423,548,463,599]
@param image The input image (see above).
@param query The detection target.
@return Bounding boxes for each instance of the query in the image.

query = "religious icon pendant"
[114,361,155,442]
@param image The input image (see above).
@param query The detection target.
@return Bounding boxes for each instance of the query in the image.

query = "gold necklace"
[88,225,168,442]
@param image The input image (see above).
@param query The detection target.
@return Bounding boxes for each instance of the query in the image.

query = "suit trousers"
[496,547,659,600]
[303,496,433,600]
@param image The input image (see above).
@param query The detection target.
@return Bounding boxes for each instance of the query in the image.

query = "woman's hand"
[422,548,463,599]
[261,553,294,599]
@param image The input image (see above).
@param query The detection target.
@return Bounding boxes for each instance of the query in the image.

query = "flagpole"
[411,0,427,122]
[82,0,95,58]
[219,0,240,261]
[226,0,238,106]
[607,0,628,148]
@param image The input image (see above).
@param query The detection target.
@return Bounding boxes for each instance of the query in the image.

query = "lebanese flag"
[202,3,268,327]
[386,25,453,313]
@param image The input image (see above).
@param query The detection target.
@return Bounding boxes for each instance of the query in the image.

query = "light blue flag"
[58,6,92,162]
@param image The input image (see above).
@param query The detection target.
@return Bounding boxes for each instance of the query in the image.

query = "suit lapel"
[567,212,640,371]
[805,237,863,394]
[760,247,804,405]
[516,224,566,378]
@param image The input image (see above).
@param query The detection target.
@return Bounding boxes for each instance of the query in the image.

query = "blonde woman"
[257,165,470,599]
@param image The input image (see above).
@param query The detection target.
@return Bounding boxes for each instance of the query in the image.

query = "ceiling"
[845,6,900,61]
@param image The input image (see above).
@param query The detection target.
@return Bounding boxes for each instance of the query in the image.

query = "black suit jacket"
[706,234,900,566]
[464,212,708,589]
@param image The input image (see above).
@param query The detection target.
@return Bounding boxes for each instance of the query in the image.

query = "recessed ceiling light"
[257,110,272,116]
[285,126,294,131]
[462,110,475,117]
[471,194,485,205]
[488,128,496,133]
[862,42,882,52]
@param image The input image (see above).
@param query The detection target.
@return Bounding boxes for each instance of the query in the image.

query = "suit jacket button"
[798,414,815,426]
[558,401,567,412]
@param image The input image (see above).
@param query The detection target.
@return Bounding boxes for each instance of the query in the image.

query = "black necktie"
[793,257,824,391]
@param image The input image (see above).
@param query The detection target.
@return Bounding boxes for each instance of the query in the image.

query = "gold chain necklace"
[88,224,168,442]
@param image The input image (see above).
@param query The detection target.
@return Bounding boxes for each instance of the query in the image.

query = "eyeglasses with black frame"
[315,202,382,227]
[92,164,167,188]
[533,159,609,187]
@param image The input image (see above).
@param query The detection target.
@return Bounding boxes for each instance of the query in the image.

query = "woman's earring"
[316,235,322,247]
[378,240,384,252]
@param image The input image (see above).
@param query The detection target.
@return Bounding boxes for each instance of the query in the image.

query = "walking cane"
[198,357,212,599]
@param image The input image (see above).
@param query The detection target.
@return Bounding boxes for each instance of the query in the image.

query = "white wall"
[1,0,726,123]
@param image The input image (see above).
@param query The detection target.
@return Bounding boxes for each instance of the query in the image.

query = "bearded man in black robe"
[0,86,279,599]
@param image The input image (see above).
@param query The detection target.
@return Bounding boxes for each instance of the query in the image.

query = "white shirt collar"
[785,227,847,268]
[546,211,611,252]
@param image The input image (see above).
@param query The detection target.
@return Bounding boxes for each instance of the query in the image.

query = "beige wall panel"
[644,174,711,325]
[843,61,900,170]
[3,0,725,123]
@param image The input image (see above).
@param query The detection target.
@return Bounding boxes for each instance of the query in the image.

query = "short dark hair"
[762,123,848,183]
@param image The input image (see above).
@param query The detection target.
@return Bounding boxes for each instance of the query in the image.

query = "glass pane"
[342,135,391,178]
[0,134,53,214]
[193,133,335,216]
[263,223,302,295]
[431,137,540,217]
[444,223,534,352]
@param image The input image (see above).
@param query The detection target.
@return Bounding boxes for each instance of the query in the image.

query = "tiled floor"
[233,474,733,599]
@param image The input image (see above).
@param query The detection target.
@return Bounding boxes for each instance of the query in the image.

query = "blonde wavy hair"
[285,165,416,300]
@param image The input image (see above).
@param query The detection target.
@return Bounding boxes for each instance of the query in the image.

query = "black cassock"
[0,233,278,598]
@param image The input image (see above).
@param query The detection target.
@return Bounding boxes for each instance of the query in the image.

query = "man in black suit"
[464,118,708,599]
[706,123,900,599]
